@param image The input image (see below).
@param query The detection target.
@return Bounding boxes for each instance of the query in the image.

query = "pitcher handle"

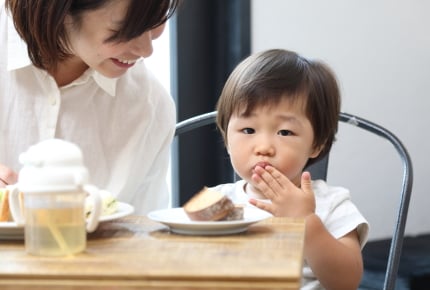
[7,184,25,225]
[83,185,102,233]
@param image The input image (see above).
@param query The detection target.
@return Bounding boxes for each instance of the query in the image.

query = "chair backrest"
[174,111,413,290]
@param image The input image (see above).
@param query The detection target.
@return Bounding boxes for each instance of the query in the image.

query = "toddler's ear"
[225,142,231,155]
[309,144,323,159]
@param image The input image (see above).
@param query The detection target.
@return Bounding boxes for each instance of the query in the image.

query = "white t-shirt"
[0,4,176,215]
[211,179,369,290]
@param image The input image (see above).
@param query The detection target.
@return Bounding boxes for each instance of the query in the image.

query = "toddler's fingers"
[249,198,273,215]
[301,171,313,193]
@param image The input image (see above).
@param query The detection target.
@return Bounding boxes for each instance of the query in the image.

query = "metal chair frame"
[174,111,413,290]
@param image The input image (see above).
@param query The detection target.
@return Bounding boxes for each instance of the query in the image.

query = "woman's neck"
[49,56,89,87]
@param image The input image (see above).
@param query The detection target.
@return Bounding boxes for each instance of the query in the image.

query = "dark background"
[170,0,251,206]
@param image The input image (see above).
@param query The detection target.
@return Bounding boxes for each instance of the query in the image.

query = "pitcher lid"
[19,138,84,167]
[18,139,89,192]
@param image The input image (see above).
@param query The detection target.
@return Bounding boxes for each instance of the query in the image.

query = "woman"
[0,0,180,214]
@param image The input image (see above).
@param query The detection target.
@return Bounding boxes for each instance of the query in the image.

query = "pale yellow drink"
[25,202,86,256]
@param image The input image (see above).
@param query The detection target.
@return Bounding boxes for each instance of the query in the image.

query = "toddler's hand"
[249,166,315,218]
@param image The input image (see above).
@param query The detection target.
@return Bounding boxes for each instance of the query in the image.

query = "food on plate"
[85,190,118,217]
[183,187,244,221]
[0,189,24,222]
[0,188,11,222]
[223,205,245,221]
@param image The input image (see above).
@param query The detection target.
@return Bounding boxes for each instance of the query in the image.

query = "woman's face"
[64,0,165,78]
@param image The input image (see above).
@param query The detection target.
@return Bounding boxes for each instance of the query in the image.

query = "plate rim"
[147,206,271,235]
[99,202,134,222]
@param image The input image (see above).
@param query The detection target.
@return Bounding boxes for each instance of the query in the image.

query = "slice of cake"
[183,187,235,221]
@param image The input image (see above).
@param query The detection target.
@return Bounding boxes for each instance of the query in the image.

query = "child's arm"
[305,214,363,290]
[249,167,363,290]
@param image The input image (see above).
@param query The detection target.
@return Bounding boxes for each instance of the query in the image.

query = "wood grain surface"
[0,215,305,290]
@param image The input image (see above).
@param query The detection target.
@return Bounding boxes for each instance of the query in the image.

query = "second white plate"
[147,207,272,235]
[99,202,134,222]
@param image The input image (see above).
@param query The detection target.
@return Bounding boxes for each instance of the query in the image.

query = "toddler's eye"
[241,128,255,134]
[278,129,292,136]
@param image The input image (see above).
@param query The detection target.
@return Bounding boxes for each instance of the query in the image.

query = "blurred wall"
[251,0,430,240]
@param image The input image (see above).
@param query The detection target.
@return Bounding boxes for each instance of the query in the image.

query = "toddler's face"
[226,98,320,188]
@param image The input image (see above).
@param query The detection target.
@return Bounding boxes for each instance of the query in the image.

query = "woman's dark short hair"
[5,0,180,70]
[216,49,341,166]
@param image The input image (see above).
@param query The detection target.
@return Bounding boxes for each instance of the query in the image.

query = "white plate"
[147,207,272,236]
[0,202,134,240]
[0,222,23,240]
[99,202,134,222]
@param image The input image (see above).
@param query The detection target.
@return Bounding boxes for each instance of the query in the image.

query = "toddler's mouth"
[253,162,271,170]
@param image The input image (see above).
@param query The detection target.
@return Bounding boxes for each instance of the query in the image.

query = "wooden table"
[0,216,305,290]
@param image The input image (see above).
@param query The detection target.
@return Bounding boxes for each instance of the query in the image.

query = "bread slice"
[0,188,11,222]
[184,187,234,221]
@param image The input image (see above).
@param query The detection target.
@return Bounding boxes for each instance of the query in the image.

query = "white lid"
[18,139,89,193]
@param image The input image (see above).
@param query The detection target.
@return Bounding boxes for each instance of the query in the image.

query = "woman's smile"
[111,57,139,68]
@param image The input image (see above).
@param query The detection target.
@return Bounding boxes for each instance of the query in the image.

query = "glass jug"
[8,139,102,256]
